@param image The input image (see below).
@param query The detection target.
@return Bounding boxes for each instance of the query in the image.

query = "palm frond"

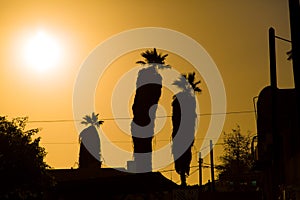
[161,54,168,60]
[193,80,201,86]
[94,120,103,128]
[91,112,99,123]
[187,72,195,85]
[82,115,93,124]
[172,75,189,90]
[153,48,158,57]
[136,61,146,65]
[192,80,201,93]
[81,121,89,126]
[194,87,202,93]
[175,72,202,93]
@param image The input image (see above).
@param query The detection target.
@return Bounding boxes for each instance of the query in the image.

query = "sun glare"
[24,31,61,72]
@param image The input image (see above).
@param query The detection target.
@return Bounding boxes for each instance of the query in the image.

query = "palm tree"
[172,72,201,186]
[131,48,170,172]
[79,112,104,168]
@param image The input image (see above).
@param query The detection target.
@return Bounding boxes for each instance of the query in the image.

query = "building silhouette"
[256,86,300,199]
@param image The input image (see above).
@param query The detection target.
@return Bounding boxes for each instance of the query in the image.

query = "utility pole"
[269,27,281,200]
[198,152,203,189]
[289,0,300,144]
[269,27,277,88]
[288,0,300,109]
[210,140,215,192]
[288,0,300,198]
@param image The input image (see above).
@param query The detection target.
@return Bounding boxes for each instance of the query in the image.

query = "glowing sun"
[24,31,61,72]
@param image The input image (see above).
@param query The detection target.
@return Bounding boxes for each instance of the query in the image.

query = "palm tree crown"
[136,48,170,69]
[81,112,104,128]
[173,72,202,94]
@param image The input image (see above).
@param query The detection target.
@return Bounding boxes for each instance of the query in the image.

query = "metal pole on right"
[288,1,300,198]
[199,152,203,189]
[269,27,277,88]
[210,140,215,192]
[289,0,300,132]
[269,27,281,200]
[288,0,300,96]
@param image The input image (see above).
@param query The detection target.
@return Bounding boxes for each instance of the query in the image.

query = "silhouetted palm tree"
[172,72,201,186]
[131,48,170,172]
[79,112,104,168]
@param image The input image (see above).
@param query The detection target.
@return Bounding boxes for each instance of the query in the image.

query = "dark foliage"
[0,116,53,199]
[135,48,170,69]
[216,125,255,191]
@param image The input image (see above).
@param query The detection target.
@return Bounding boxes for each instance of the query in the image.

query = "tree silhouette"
[216,125,254,191]
[0,116,53,199]
[172,72,201,186]
[79,112,103,168]
[131,48,170,172]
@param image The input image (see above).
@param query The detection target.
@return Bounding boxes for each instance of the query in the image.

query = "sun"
[23,30,61,72]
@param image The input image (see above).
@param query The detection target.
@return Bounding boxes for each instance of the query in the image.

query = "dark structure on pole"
[269,28,277,88]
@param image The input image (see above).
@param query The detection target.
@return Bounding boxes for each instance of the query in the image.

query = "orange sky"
[0,0,293,185]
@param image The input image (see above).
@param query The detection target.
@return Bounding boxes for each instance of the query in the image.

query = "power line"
[29,119,80,123]
[41,142,77,145]
[197,110,254,116]
[28,110,255,123]
[158,165,200,173]
[189,168,199,176]
[41,138,226,145]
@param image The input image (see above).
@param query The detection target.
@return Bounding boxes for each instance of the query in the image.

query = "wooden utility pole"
[198,152,203,188]
[210,140,215,192]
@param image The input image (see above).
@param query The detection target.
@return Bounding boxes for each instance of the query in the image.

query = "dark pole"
[199,152,203,188]
[269,27,277,88]
[269,27,281,200]
[289,0,300,134]
[210,140,215,192]
[288,0,300,93]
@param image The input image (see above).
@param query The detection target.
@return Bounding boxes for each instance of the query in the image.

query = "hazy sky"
[0,0,293,185]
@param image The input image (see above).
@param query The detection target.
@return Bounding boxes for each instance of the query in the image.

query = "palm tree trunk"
[131,67,162,172]
[180,172,187,186]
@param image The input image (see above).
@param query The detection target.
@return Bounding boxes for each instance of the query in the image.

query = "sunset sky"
[0,0,293,185]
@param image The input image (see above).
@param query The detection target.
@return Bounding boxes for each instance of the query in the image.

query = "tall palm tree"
[131,48,170,172]
[172,72,201,186]
[79,112,104,168]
